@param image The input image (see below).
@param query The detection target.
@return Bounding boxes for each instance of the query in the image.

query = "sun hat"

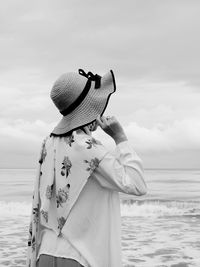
[50,68,116,136]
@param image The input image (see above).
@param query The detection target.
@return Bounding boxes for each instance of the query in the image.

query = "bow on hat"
[79,69,102,89]
[59,69,102,116]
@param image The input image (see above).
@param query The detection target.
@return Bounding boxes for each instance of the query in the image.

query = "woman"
[26,68,147,267]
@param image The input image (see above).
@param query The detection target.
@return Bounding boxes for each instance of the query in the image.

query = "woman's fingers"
[96,115,103,127]
[83,125,91,135]
[101,116,109,126]
[96,116,105,129]
[96,115,107,128]
[96,115,127,144]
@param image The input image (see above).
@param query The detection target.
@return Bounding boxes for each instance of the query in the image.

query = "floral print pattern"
[64,134,75,147]
[31,235,36,252]
[27,221,32,249]
[45,184,54,199]
[38,143,47,164]
[86,137,102,149]
[56,185,70,208]
[26,135,106,267]
[40,209,48,223]
[32,204,39,224]
[57,216,67,236]
[61,156,72,177]
[84,157,100,173]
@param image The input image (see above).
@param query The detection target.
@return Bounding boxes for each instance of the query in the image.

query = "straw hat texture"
[50,69,116,135]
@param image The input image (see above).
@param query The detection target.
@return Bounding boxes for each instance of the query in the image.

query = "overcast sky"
[0,0,200,169]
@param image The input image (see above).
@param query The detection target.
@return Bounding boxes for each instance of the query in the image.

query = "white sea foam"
[0,200,199,219]
[120,200,200,217]
[0,201,31,218]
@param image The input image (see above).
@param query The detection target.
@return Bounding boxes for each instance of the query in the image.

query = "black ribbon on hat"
[60,69,102,116]
[78,69,102,89]
[60,79,91,116]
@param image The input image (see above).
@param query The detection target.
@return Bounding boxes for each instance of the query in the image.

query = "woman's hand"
[96,115,128,145]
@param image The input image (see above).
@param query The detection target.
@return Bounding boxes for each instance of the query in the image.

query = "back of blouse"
[26,132,108,267]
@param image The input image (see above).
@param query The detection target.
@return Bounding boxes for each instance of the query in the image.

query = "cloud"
[0,1,200,168]
[0,0,200,85]
[124,118,200,153]
[0,69,53,121]
[0,118,55,153]
[0,117,57,168]
[0,115,199,168]
[108,79,200,129]
[93,114,200,154]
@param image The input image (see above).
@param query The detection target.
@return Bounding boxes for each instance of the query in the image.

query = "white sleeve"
[92,140,147,196]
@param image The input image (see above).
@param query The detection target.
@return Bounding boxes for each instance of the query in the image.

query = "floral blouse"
[26,131,147,267]
[26,132,108,267]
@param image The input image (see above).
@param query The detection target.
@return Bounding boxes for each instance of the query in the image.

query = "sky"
[0,0,200,169]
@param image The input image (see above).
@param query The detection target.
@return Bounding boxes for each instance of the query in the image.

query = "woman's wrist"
[113,133,128,145]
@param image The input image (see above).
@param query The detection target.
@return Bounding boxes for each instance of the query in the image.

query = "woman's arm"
[92,140,147,196]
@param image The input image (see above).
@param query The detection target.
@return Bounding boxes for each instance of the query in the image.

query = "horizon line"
[0,167,200,170]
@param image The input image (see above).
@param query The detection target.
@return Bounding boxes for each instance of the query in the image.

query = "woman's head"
[50,69,116,136]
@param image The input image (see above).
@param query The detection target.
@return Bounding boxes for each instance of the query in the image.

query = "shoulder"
[40,135,53,152]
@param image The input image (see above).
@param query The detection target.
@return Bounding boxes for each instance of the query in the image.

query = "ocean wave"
[120,199,200,217]
[0,201,31,218]
[0,200,200,219]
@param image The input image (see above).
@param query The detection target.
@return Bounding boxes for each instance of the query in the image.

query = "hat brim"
[50,70,116,136]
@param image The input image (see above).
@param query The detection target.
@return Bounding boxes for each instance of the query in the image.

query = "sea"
[0,168,200,267]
